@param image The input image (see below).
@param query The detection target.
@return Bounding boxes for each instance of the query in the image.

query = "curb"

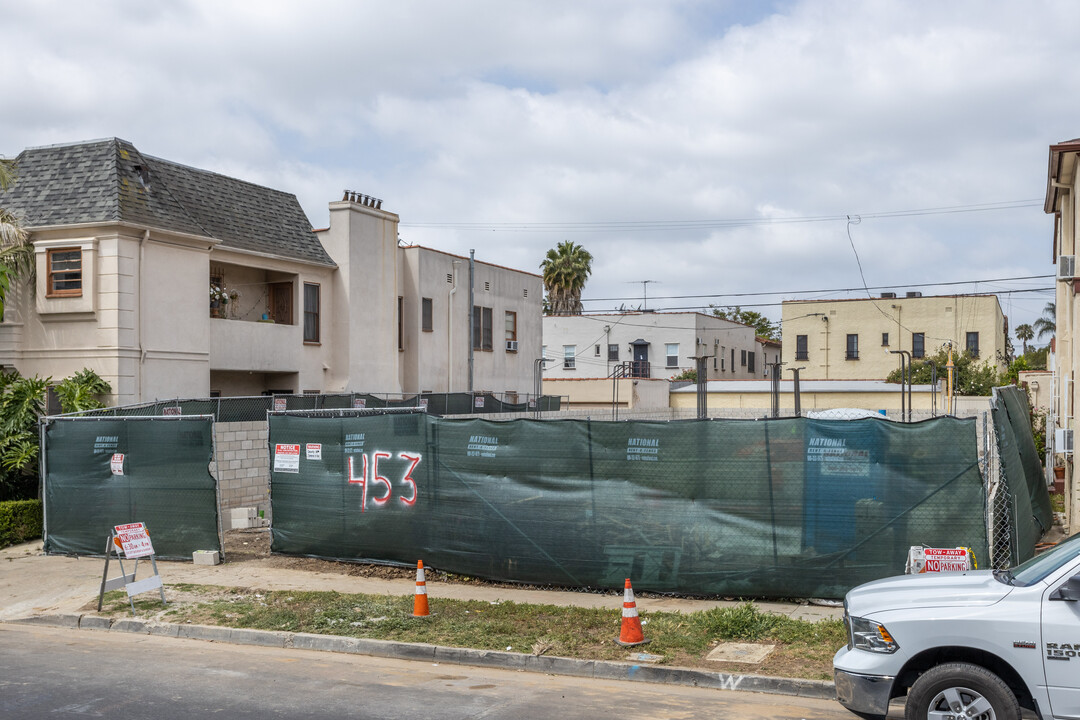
[6,614,836,700]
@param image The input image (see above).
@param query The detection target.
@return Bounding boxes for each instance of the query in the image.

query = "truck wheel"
[905,662,1020,720]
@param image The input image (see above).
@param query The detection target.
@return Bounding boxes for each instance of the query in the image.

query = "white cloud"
[0,0,1071,334]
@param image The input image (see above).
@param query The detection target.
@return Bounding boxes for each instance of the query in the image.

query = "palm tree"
[0,159,15,190]
[1034,302,1056,340]
[540,241,593,315]
[1014,323,1034,355]
[0,159,33,319]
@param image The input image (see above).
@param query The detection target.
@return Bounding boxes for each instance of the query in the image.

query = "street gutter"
[7,614,836,700]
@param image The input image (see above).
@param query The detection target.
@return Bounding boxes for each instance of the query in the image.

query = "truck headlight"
[848,615,899,654]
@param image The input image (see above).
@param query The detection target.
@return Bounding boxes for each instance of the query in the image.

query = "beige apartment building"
[781,294,1008,381]
[0,138,541,404]
[1046,136,1080,527]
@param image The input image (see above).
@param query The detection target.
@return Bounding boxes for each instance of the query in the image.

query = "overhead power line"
[586,286,1055,314]
[582,274,1054,303]
[401,199,1042,233]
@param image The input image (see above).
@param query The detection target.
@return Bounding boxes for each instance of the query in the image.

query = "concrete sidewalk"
[0,538,843,623]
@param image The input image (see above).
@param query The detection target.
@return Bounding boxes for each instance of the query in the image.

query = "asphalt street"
[0,624,865,719]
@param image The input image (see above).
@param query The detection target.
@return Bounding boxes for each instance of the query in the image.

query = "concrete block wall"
[211,421,271,522]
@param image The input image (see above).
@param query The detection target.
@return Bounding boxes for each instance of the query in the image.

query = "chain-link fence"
[65,392,565,423]
[984,386,1055,568]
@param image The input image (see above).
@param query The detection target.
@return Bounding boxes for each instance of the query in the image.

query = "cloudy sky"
[1,0,1073,341]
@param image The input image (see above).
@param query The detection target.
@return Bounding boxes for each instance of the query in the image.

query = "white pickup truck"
[833,531,1080,720]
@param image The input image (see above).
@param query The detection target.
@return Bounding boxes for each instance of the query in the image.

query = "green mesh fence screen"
[269,414,987,599]
[42,417,221,559]
[990,386,1053,563]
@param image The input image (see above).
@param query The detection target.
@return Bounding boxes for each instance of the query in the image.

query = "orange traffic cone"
[614,578,650,647]
[411,560,430,617]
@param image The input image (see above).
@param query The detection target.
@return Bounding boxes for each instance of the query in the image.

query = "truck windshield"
[1008,532,1080,586]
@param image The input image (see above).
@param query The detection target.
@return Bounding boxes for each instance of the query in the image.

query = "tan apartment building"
[781,294,1008,381]
[1045,136,1080,527]
[0,138,541,404]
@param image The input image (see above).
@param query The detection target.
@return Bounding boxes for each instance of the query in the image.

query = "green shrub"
[0,499,43,548]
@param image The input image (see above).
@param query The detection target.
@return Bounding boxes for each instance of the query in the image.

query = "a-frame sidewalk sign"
[96,522,166,615]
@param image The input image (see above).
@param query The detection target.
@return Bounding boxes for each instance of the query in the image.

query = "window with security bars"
[608,344,619,361]
[966,332,979,357]
[846,334,859,360]
[303,283,320,343]
[795,335,808,360]
[47,248,82,297]
[912,332,925,358]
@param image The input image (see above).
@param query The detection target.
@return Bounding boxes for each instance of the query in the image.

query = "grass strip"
[97,585,845,680]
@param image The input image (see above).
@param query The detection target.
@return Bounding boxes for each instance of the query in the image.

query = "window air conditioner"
[1056,428,1074,454]
[505,340,518,352]
[1059,255,1076,280]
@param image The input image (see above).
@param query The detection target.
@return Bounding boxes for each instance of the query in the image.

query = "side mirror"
[1051,575,1080,602]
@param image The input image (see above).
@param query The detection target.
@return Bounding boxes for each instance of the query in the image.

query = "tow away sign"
[906,546,976,574]
[114,522,154,558]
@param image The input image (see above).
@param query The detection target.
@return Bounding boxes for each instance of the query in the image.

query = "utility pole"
[890,350,912,422]
[688,352,713,419]
[789,367,803,417]
[533,357,547,419]
[468,249,475,393]
[946,344,955,415]
[766,360,784,417]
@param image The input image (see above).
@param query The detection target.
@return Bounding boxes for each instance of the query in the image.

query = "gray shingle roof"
[0,138,334,266]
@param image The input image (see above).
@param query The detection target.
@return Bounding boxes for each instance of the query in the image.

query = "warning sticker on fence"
[114,522,154,558]
[110,453,125,476]
[306,443,322,461]
[352,397,366,409]
[273,396,287,412]
[274,444,301,473]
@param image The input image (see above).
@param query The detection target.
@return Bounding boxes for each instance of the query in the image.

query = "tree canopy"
[709,305,780,341]
[1014,323,1034,355]
[884,348,1002,396]
[540,240,593,315]
[1034,302,1056,340]
[0,368,111,501]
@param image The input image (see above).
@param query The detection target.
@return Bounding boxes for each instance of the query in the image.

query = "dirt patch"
[223,529,417,580]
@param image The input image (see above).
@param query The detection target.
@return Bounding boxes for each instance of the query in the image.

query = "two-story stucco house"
[542,311,771,381]
[0,138,541,403]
